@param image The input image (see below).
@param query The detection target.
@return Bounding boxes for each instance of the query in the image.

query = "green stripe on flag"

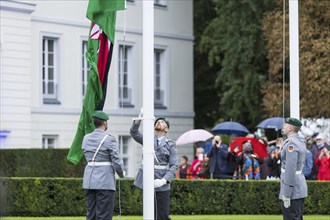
[67,0,125,165]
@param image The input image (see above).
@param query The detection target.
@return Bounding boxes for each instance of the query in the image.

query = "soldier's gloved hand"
[154,178,167,188]
[283,196,290,208]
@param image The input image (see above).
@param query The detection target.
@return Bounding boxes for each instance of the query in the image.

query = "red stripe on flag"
[97,32,109,85]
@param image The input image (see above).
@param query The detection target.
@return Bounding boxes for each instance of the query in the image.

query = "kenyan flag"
[67,0,125,165]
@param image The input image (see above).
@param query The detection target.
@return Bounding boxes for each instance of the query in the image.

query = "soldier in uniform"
[130,117,179,220]
[279,118,308,220]
[82,111,125,220]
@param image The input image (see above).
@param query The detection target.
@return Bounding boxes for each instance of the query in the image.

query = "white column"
[289,0,300,119]
[142,1,154,219]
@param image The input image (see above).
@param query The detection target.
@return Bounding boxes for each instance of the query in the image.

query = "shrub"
[0,178,329,216]
[0,149,85,178]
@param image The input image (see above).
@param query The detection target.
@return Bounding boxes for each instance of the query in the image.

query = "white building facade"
[0,0,194,177]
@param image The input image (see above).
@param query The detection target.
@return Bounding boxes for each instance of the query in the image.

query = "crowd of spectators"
[176,133,330,181]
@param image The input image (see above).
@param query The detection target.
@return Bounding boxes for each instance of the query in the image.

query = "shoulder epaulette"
[166,138,176,146]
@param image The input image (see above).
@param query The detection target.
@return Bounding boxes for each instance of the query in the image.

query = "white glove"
[123,170,126,177]
[283,196,290,208]
[154,178,167,188]
[132,108,143,121]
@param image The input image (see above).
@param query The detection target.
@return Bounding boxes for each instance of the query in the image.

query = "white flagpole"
[142,0,154,219]
[289,0,300,119]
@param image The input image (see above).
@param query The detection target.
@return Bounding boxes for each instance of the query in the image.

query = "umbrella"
[211,121,249,137]
[230,137,268,159]
[176,129,214,146]
[257,117,284,130]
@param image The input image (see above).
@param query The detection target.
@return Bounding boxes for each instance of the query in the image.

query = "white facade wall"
[0,1,35,148]
[0,0,194,177]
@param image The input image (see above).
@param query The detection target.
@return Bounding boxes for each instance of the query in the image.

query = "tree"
[194,0,219,129]
[199,0,274,130]
[262,0,330,118]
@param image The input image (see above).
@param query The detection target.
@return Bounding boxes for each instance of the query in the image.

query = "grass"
[1,215,330,220]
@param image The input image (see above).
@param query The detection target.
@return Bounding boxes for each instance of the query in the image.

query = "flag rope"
[282,0,286,118]
[117,3,128,220]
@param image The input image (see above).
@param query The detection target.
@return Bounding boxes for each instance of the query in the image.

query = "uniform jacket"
[82,129,124,190]
[130,123,179,192]
[279,133,308,200]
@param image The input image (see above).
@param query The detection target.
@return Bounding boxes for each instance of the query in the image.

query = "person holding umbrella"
[279,118,307,220]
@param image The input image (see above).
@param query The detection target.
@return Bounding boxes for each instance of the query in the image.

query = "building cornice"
[32,16,90,28]
[0,0,36,14]
[31,16,194,42]
[117,27,194,42]
[31,107,195,118]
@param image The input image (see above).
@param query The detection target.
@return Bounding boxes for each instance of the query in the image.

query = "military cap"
[285,117,302,127]
[92,110,109,121]
[154,117,170,128]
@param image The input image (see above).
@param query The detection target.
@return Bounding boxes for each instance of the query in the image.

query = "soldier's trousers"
[155,190,171,220]
[85,189,115,220]
[281,198,304,220]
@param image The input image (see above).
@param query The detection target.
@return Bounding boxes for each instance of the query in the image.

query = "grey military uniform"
[279,133,308,200]
[82,129,124,190]
[130,122,179,192]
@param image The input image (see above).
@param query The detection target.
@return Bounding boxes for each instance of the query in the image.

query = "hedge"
[0,178,329,216]
[0,149,85,177]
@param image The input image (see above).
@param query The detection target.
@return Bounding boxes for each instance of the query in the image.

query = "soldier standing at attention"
[82,111,125,220]
[279,118,308,220]
[130,117,179,220]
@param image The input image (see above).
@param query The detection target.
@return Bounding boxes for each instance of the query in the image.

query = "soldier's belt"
[154,165,168,170]
[281,168,302,175]
[88,162,112,166]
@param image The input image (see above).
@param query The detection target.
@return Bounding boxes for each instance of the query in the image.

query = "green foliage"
[262,0,330,117]
[0,149,86,178]
[1,178,329,217]
[193,0,220,129]
[197,0,274,130]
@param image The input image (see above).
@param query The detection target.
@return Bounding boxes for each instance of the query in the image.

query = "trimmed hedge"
[0,178,329,216]
[0,149,85,177]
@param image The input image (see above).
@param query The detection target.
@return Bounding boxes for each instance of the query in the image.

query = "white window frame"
[81,39,89,100]
[118,135,130,175]
[118,43,135,108]
[42,135,58,149]
[154,46,168,109]
[41,33,61,104]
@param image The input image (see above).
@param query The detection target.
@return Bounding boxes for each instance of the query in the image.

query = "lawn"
[2,215,329,220]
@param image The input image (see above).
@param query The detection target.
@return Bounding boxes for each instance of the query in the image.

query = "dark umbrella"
[230,137,268,159]
[257,117,284,130]
[211,121,249,137]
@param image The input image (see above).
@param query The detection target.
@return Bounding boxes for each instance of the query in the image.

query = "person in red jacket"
[316,147,330,181]
[190,148,205,179]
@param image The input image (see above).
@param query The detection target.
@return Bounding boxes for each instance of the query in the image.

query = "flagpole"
[142,1,154,219]
[289,0,300,119]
